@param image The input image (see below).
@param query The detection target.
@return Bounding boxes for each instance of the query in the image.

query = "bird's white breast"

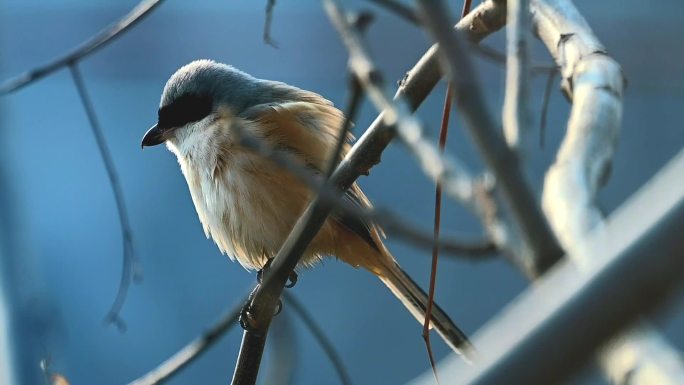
[166,118,314,270]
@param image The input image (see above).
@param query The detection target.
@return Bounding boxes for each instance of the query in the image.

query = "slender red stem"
[422,1,472,383]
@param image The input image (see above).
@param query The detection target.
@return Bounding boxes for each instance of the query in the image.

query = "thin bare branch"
[326,0,476,221]
[128,292,354,385]
[409,149,684,385]
[365,0,419,24]
[263,309,295,385]
[69,64,140,331]
[376,207,498,259]
[397,0,507,110]
[283,293,352,385]
[417,0,564,277]
[503,0,533,150]
[0,0,165,95]
[345,0,513,260]
[127,300,243,385]
[327,75,363,176]
[538,68,557,148]
[263,0,279,48]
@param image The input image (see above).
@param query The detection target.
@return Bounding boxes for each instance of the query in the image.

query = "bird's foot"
[239,302,256,331]
[239,299,283,331]
[256,258,273,284]
[256,258,298,289]
[285,271,298,288]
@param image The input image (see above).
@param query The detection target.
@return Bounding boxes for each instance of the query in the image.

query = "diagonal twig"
[326,74,363,176]
[283,293,352,385]
[127,299,243,385]
[0,0,165,95]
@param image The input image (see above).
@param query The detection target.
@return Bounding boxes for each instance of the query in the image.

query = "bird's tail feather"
[378,262,474,361]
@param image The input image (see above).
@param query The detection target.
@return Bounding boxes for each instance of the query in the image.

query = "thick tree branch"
[531,1,684,384]
[532,0,622,256]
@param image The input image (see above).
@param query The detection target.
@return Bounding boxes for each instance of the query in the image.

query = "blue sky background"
[1,1,683,384]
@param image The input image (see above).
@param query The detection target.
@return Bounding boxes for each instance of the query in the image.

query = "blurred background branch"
[502,0,532,151]
[532,0,684,383]
[69,63,140,331]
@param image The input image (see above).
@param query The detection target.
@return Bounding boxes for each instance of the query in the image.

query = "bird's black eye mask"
[157,93,214,129]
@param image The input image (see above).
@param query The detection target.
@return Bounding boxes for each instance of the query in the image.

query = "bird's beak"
[141,123,164,148]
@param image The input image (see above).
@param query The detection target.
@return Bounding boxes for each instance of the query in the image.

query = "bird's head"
[141,59,258,148]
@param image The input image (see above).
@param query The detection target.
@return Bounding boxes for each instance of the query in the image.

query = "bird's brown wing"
[241,101,347,172]
[240,101,383,251]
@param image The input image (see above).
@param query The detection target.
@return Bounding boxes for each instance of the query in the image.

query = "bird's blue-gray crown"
[157,60,257,129]
[157,59,332,130]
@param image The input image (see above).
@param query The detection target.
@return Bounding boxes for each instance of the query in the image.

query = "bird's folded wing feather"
[239,100,384,251]
[240,100,346,172]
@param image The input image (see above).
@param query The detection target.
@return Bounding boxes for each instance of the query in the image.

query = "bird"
[142,59,472,358]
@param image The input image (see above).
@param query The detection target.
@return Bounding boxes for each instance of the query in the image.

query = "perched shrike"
[142,60,472,357]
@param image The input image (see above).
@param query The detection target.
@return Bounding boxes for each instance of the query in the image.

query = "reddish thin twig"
[422,1,472,382]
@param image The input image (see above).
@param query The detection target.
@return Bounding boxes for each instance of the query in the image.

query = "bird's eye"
[158,94,213,129]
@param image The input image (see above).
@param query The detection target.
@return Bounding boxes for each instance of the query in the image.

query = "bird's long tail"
[378,261,474,361]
